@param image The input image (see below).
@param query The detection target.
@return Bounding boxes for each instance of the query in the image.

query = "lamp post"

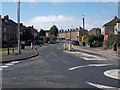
[82,15,86,46]
[17,0,21,54]
[83,15,85,36]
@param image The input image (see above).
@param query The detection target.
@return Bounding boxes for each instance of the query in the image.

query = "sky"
[1,0,120,31]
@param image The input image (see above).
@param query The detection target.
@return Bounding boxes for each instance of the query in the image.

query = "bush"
[105,35,120,49]
[85,34,104,47]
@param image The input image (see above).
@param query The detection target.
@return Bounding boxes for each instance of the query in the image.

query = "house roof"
[103,17,120,26]
[2,18,17,25]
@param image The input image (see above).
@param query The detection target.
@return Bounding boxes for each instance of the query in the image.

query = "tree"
[21,27,34,43]
[38,29,46,37]
[50,25,58,36]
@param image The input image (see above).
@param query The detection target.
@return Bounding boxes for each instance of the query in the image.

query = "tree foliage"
[50,25,58,36]
[38,29,46,37]
[20,27,34,42]
[85,34,104,47]
[105,35,120,49]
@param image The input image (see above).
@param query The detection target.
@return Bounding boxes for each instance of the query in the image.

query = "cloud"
[85,18,109,30]
[24,15,82,31]
[2,0,120,2]
[24,15,108,31]
[101,10,107,14]
[1,0,38,2]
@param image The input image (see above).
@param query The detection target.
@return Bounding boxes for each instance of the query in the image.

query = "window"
[118,23,120,29]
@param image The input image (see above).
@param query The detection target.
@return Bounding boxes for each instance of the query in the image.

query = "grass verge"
[1,52,18,57]
[0,48,18,51]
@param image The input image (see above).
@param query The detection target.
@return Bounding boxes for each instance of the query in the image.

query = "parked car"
[71,40,79,45]
[35,40,43,45]
[48,40,55,44]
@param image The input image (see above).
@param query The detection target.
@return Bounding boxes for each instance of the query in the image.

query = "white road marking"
[86,82,116,88]
[83,57,106,60]
[88,64,113,67]
[64,50,80,54]
[81,53,98,57]
[68,65,88,71]
[10,61,20,64]
[68,64,113,71]
[64,50,107,61]
[104,69,120,80]
[6,63,15,66]
[0,61,20,71]
[0,66,9,68]
[114,54,119,56]
[80,53,106,60]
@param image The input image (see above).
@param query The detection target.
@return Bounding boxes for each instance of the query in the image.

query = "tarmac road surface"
[1,42,119,89]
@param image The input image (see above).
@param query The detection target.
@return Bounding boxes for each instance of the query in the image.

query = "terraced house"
[2,15,18,48]
[58,28,88,41]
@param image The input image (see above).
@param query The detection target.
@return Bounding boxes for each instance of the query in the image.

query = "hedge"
[85,34,104,47]
[105,34,120,49]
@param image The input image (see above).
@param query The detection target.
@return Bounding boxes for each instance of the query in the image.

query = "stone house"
[89,28,101,35]
[2,15,18,47]
[101,16,119,35]
[114,19,120,34]
[57,30,66,40]
[0,15,2,48]
[58,28,88,41]
[27,26,38,37]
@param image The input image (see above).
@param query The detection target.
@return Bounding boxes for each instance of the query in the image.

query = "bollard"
[64,44,67,50]
[69,44,72,51]
[31,42,33,49]
[113,44,117,51]
[113,41,117,51]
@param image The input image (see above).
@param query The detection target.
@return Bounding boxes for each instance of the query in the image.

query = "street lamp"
[17,0,21,54]
[83,15,85,36]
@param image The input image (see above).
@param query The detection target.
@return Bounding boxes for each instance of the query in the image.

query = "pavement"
[1,46,39,63]
[72,45,120,60]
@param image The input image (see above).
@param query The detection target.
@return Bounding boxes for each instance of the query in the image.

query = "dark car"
[35,40,43,45]
[71,40,79,45]
[48,40,55,44]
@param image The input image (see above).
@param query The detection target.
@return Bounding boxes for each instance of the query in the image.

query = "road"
[1,42,120,89]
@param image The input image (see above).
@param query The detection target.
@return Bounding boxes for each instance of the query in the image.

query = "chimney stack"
[4,15,9,20]
[114,16,117,19]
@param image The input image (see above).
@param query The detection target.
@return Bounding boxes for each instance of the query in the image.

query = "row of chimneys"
[59,27,83,33]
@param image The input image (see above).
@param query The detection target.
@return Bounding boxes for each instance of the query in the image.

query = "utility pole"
[82,15,86,46]
[83,15,85,36]
[17,0,21,54]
